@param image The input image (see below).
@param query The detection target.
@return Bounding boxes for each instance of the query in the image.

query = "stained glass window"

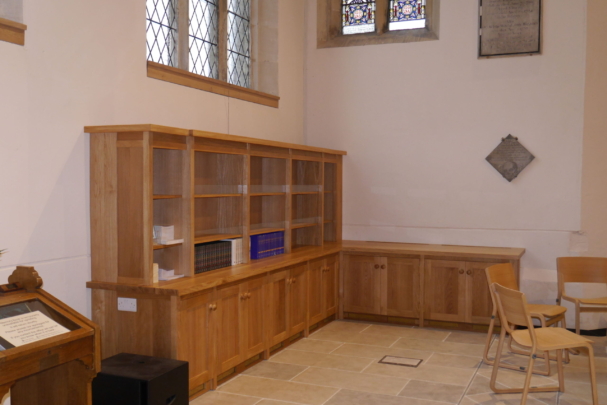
[342,0,376,35]
[189,0,219,79]
[146,0,177,66]
[228,0,251,88]
[389,0,426,31]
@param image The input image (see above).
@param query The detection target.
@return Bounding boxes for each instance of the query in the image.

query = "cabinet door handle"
[209,304,217,311]
[241,294,247,300]
[467,270,472,276]
[247,292,252,298]
[374,264,380,269]
[380,265,386,269]
[459,269,465,275]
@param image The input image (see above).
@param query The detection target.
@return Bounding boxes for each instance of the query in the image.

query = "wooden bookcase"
[89,124,345,283]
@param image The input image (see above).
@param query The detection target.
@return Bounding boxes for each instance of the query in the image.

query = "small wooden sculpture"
[7,266,43,292]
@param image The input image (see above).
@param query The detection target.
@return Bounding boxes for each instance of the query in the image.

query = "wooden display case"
[0,267,100,405]
[89,124,345,281]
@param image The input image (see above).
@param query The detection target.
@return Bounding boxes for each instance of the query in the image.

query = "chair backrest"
[485,263,519,291]
[491,283,533,336]
[557,257,607,296]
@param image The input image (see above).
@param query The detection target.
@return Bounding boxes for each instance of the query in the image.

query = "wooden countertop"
[87,243,342,299]
[341,240,525,260]
[87,241,524,299]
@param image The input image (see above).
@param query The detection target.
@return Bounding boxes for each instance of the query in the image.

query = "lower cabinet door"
[242,276,266,359]
[308,258,325,325]
[215,284,243,373]
[266,270,289,347]
[466,261,500,325]
[177,291,214,390]
[424,260,467,323]
[385,257,420,318]
[323,254,339,317]
[343,254,382,315]
[288,263,308,336]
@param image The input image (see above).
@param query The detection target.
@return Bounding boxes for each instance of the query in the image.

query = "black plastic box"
[92,353,188,405]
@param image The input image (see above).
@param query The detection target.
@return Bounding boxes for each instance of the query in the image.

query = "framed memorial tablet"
[479,0,542,58]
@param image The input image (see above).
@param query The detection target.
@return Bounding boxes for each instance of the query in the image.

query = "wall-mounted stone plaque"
[479,0,541,57]
[486,135,535,182]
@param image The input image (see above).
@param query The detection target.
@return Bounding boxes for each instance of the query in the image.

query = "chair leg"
[520,354,536,405]
[586,344,599,405]
[576,302,581,335]
[556,349,565,392]
[483,314,496,366]
[561,316,573,361]
[489,328,507,393]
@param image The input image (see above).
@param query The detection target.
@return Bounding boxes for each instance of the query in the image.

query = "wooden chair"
[557,257,607,335]
[490,283,598,405]
[483,263,569,376]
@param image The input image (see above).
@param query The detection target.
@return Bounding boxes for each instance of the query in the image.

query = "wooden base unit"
[89,250,341,394]
[341,241,525,327]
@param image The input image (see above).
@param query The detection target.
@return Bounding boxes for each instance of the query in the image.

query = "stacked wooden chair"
[489,282,598,405]
[557,257,607,335]
[483,263,569,376]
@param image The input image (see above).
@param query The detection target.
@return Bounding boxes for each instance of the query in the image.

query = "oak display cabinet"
[87,124,345,396]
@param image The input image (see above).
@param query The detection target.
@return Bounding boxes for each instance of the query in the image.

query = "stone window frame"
[147,0,280,108]
[317,0,440,49]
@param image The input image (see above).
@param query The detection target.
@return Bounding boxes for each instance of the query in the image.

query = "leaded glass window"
[342,0,376,35]
[228,0,251,88]
[189,0,219,79]
[146,0,177,66]
[389,0,426,31]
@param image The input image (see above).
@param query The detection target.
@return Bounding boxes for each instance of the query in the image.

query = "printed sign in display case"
[0,266,100,405]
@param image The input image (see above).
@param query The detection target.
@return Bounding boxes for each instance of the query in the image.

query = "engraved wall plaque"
[486,135,535,182]
[479,0,541,57]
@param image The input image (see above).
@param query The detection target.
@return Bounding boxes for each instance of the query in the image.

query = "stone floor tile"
[324,389,449,405]
[477,367,558,388]
[364,362,475,386]
[269,349,373,372]
[190,391,260,405]
[319,320,373,333]
[563,364,607,385]
[424,353,482,369]
[464,374,508,396]
[392,338,486,357]
[309,329,400,347]
[242,361,308,381]
[292,366,408,396]
[465,392,552,405]
[361,325,448,341]
[443,331,489,345]
[288,338,343,354]
[331,343,433,361]
[218,375,338,405]
[398,380,466,404]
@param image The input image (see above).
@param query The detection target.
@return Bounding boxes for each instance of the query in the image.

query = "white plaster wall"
[305,1,590,325]
[0,0,305,318]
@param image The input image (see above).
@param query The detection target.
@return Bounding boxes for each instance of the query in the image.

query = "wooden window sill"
[0,17,26,46]
[147,61,280,108]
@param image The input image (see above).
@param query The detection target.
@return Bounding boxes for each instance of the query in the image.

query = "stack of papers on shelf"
[158,239,184,245]
[158,268,185,281]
